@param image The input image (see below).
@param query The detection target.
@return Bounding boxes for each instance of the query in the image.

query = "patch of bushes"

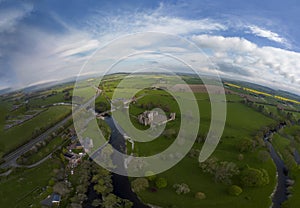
[173,183,190,195]
[155,177,168,189]
[240,167,269,187]
[195,192,206,200]
[228,185,243,196]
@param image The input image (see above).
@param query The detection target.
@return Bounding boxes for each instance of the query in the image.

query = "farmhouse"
[41,193,61,207]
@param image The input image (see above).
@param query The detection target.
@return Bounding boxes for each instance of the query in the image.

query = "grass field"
[0,158,61,207]
[0,105,71,156]
[17,136,66,165]
[123,88,278,208]
[1,74,299,208]
[138,156,276,208]
[28,92,66,107]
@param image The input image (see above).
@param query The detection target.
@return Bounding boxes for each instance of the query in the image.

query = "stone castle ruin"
[138,110,176,126]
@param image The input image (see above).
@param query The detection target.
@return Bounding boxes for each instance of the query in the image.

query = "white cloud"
[0,4,33,33]
[86,9,227,39]
[247,25,289,46]
[10,27,99,88]
[191,35,300,94]
[54,38,99,58]
[191,35,257,52]
[140,16,227,35]
[1,3,298,96]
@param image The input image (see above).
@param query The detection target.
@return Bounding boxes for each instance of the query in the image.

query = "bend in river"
[264,123,292,208]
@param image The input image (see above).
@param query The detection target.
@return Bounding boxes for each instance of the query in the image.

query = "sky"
[1,0,300,94]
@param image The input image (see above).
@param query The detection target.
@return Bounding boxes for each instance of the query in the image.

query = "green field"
[0,158,61,207]
[0,105,71,156]
[1,74,300,208]
[122,87,278,208]
[17,136,66,165]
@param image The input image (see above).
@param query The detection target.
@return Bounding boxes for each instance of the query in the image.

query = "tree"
[145,171,156,181]
[94,180,112,196]
[53,182,70,196]
[102,193,121,208]
[228,185,243,196]
[189,148,200,158]
[121,199,133,208]
[240,167,269,187]
[199,157,219,175]
[70,203,82,208]
[238,154,244,161]
[92,166,113,196]
[173,183,190,195]
[236,138,255,153]
[92,199,102,207]
[155,177,168,189]
[131,178,149,192]
[257,150,270,163]
[195,192,206,199]
[77,193,87,202]
[200,158,239,185]
[214,161,240,184]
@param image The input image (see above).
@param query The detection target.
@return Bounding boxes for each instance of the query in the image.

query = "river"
[264,123,291,208]
[91,114,291,208]
[105,116,149,208]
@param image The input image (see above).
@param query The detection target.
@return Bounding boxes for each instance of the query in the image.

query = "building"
[138,111,158,126]
[138,111,176,126]
[52,194,61,205]
[63,152,75,160]
[41,193,61,207]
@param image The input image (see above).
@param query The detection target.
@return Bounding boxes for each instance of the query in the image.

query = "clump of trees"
[139,102,171,112]
[69,160,93,206]
[131,178,149,192]
[199,157,240,185]
[92,167,113,196]
[91,163,133,208]
[240,167,270,187]
[173,183,190,195]
[282,149,298,171]
[95,101,110,113]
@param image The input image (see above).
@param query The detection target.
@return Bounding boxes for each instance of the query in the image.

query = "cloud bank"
[0,1,299,95]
